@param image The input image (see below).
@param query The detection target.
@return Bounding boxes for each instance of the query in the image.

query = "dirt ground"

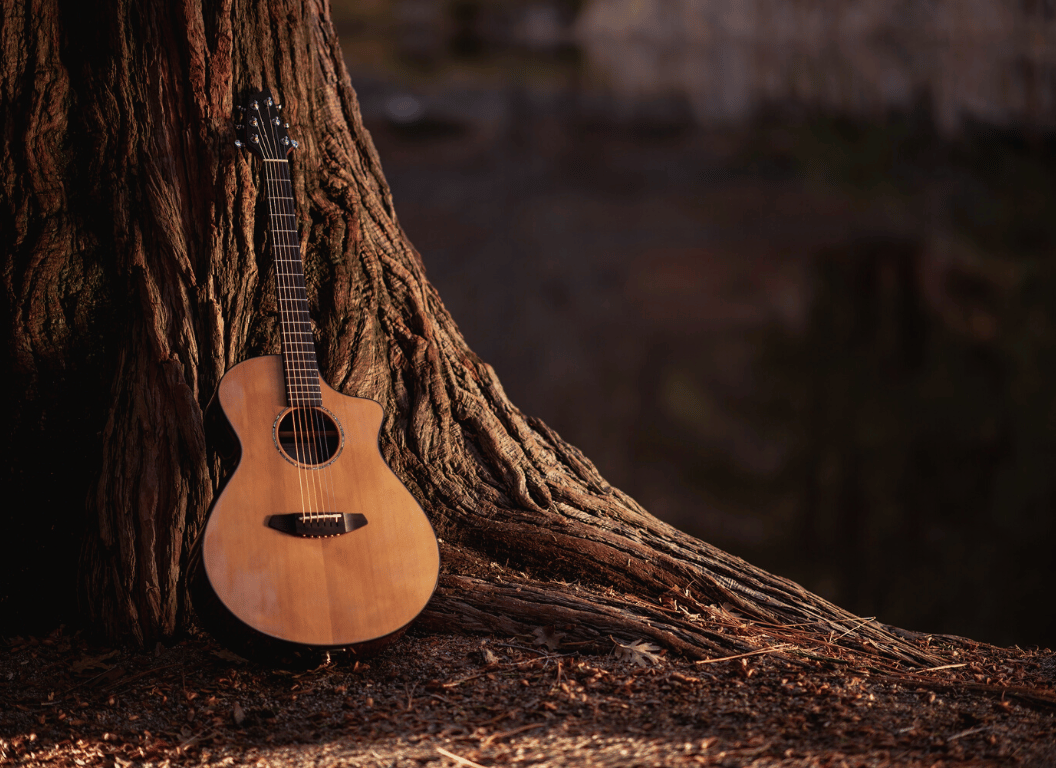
[2,625,1054,767]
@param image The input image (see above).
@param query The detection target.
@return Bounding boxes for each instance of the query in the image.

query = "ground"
[2,624,1054,767]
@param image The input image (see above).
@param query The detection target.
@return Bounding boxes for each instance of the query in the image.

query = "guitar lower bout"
[190,355,439,660]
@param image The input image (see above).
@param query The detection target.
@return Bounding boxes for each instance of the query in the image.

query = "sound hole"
[275,407,341,466]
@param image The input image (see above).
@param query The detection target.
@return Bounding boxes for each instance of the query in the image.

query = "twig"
[835,617,877,642]
[437,746,488,768]
[917,663,968,673]
[481,722,547,747]
[496,642,546,655]
[694,644,795,666]
[104,663,179,692]
[947,725,992,742]
[442,657,554,688]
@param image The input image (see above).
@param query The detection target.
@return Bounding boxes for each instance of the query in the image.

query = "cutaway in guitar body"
[190,356,439,665]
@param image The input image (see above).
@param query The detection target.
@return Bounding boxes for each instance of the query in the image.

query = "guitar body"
[194,355,439,653]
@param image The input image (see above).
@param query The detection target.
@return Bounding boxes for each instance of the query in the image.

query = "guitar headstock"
[235,87,298,160]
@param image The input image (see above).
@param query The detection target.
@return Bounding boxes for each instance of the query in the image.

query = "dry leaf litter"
[2,622,1054,767]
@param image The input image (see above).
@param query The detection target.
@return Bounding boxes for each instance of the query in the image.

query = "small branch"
[918,663,968,673]
[694,644,796,666]
[436,746,488,768]
[947,725,993,742]
[481,722,548,747]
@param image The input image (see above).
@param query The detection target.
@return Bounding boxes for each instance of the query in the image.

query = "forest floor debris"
[2,626,1054,767]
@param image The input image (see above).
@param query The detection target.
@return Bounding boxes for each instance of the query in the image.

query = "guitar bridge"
[266,513,368,538]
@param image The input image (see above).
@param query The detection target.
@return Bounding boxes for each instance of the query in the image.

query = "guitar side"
[192,355,439,652]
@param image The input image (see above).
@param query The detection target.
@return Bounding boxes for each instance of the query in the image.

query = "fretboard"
[263,159,322,407]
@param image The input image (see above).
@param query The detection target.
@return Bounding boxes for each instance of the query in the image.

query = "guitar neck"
[262,158,322,407]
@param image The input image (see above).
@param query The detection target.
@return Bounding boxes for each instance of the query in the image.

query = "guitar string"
[260,98,341,524]
[268,112,325,521]
[280,145,343,525]
[277,158,329,522]
[259,108,311,518]
[257,101,313,522]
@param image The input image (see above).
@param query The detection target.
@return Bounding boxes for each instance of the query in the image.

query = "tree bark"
[0,0,937,666]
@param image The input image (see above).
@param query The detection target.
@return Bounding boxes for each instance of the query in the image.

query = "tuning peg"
[234,123,244,130]
[236,105,246,113]
[284,122,290,129]
[234,139,243,148]
[291,140,299,148]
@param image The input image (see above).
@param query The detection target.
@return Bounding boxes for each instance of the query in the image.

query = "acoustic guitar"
[190,88,439,658]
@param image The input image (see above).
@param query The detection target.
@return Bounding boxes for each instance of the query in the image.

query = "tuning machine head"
[236,87,294,160]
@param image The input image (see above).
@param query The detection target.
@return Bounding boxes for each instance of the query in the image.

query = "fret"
[260,156,324,404]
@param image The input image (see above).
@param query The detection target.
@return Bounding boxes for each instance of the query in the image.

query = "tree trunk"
[0,0,937,666]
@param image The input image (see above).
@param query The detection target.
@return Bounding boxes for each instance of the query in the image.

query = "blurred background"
[331,0,1056,649]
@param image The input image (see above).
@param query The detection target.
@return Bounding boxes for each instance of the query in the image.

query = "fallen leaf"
[532,625,563,652]
[71,651,118,675]
[232,702,245,726]
[612,637,663,667]
[211,649,248,664]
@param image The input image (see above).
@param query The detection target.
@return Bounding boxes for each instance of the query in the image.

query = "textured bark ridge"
[0,0,936,665]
